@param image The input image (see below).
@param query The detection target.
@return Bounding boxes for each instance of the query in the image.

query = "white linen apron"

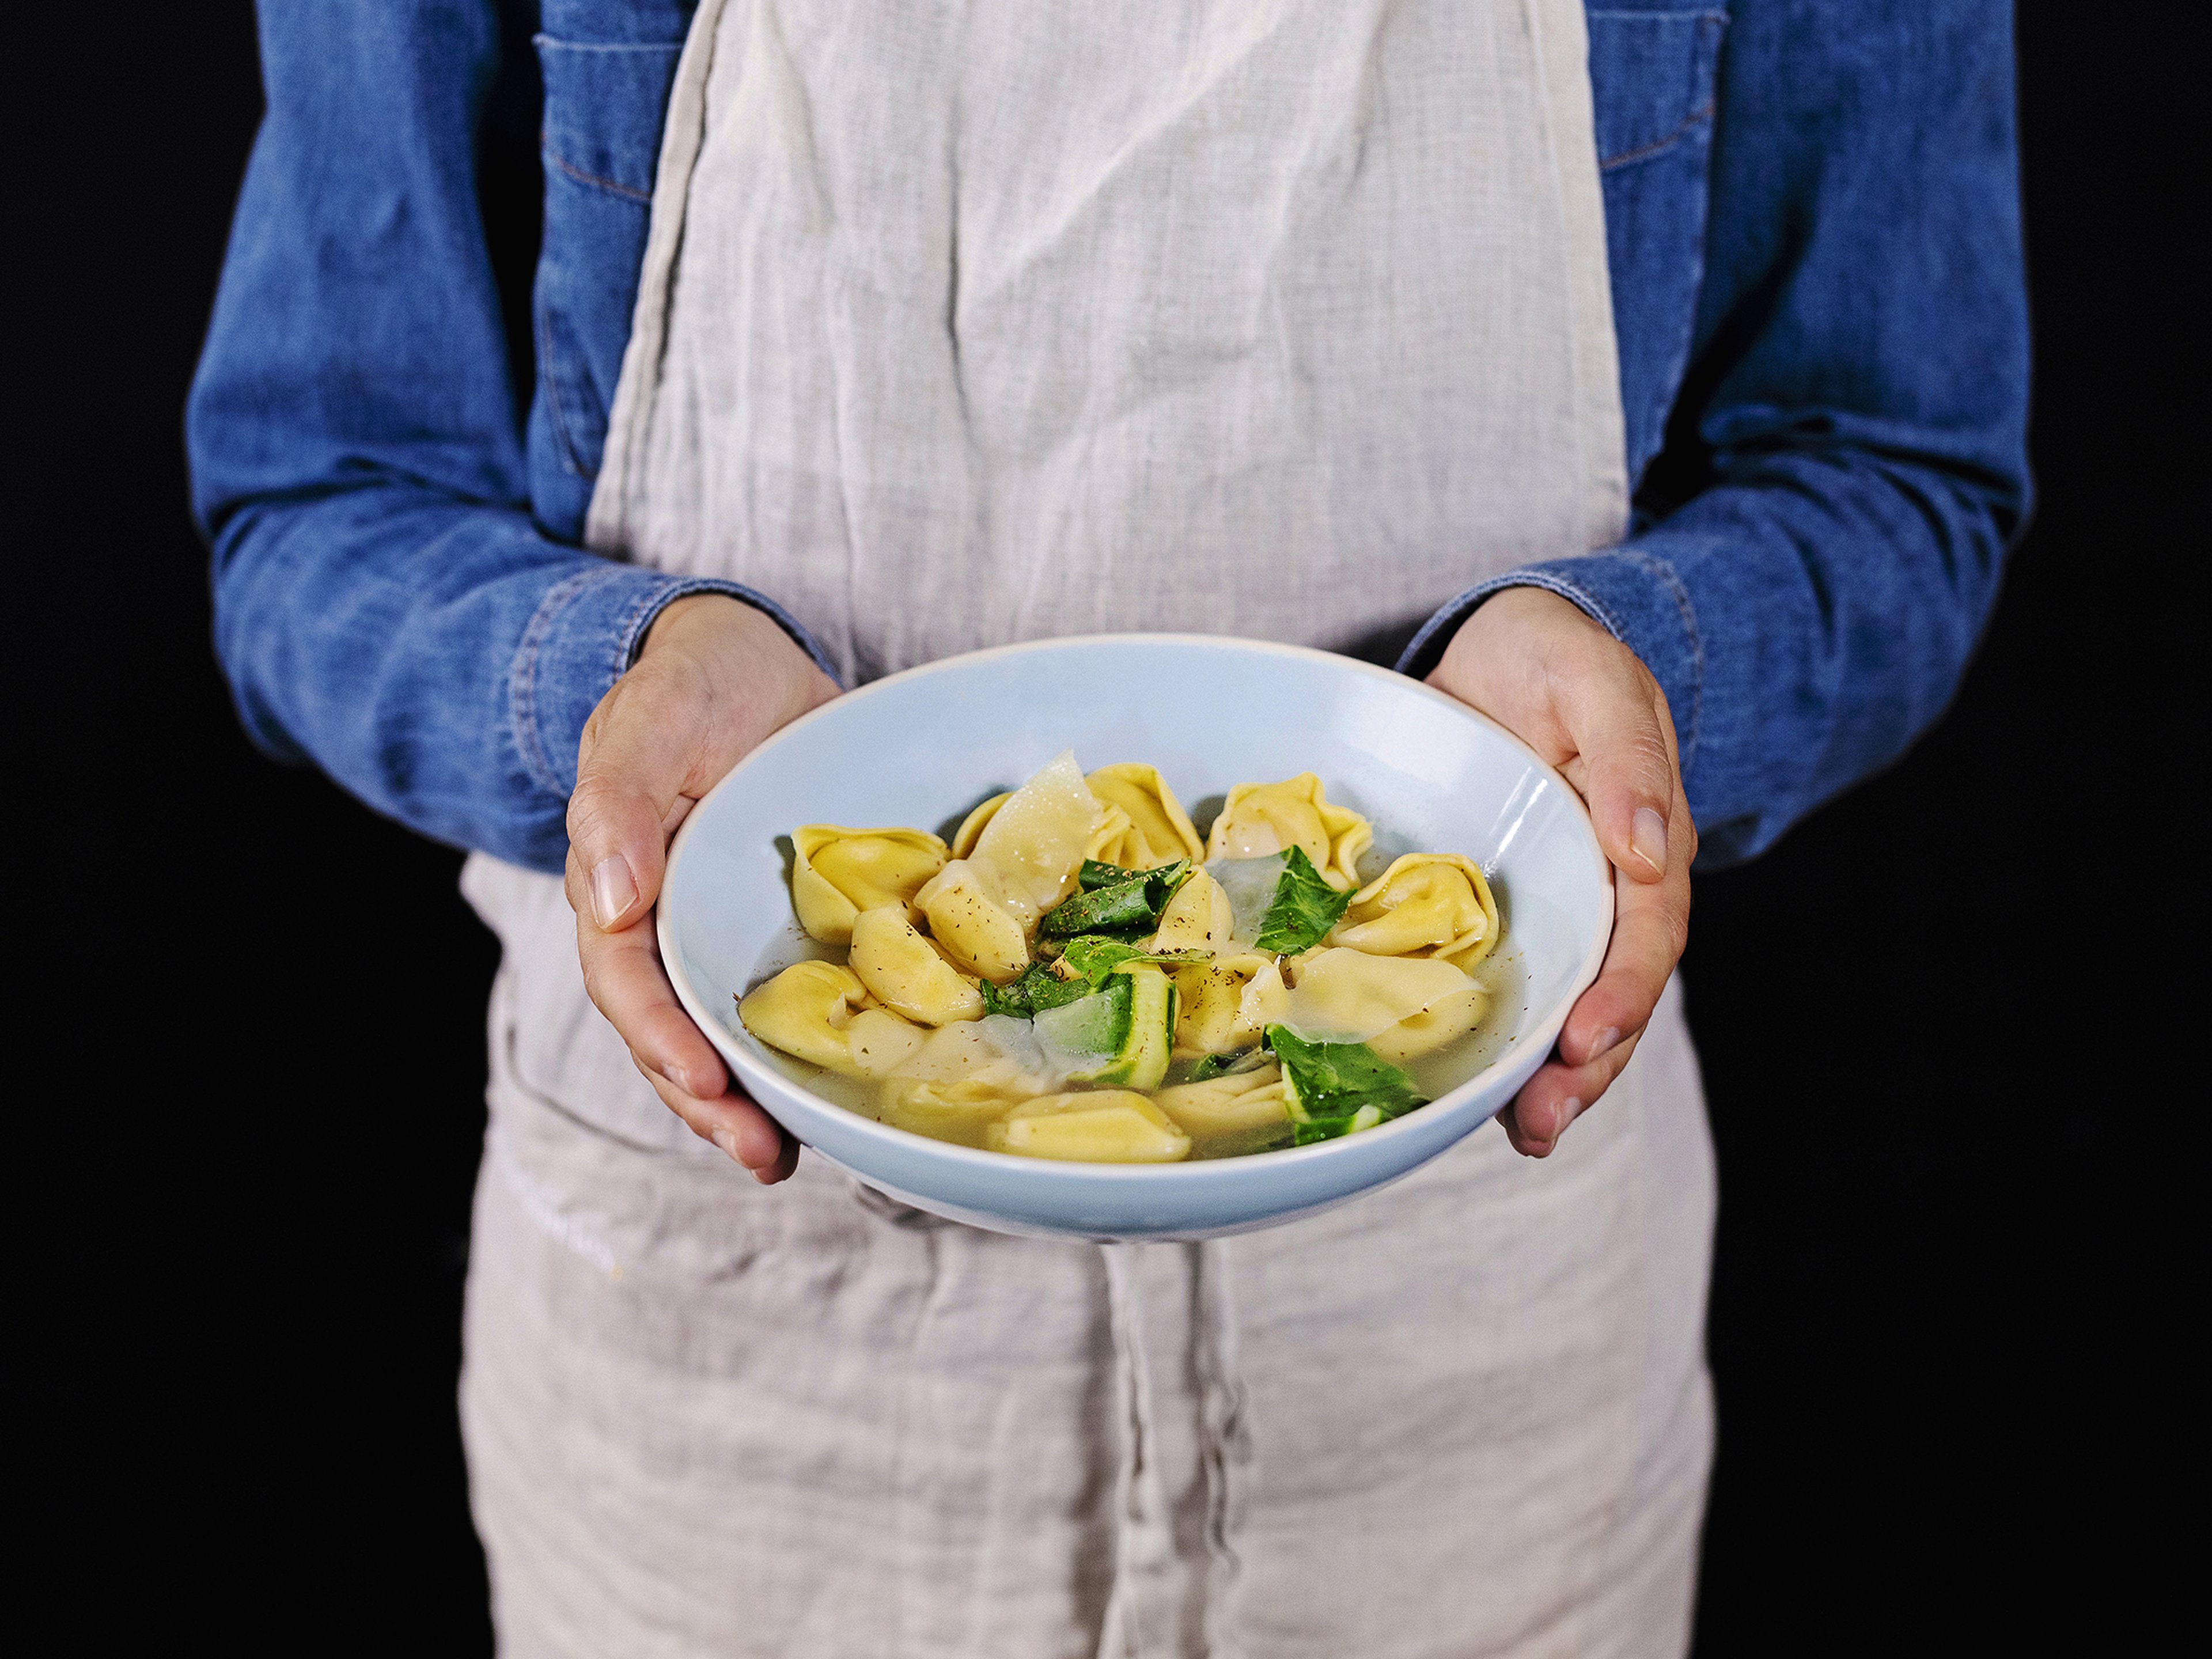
[461,2,1716,1654]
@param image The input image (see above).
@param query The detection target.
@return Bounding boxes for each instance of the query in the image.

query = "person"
[188,1,2028,1652]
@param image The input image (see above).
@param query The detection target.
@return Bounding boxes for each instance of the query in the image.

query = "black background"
[16,5,2190,1652]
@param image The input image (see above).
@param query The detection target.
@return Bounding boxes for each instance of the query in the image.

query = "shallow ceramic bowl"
[659,635,1611,1241]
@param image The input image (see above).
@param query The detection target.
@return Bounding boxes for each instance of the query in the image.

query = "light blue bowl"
[658,635,1611,1241]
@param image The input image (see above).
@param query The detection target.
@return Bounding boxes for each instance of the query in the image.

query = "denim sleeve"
[1402,3,2031,866]
[185,1,832,875]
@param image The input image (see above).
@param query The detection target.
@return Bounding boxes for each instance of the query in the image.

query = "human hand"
[1428,586,1695,1157]
[565,596,838,1182]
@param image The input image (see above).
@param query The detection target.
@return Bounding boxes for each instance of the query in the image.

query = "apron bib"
[462,3,1714,1653]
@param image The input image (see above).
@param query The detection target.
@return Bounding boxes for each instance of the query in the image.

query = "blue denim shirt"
[188,1,2029,876]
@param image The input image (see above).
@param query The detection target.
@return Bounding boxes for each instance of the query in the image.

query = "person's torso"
[524,0,1726,553]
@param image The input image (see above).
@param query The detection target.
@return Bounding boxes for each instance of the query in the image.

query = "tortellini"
[962,751,1105,927]
[1152,1064,1291,1138]
[749,752,1510,1164]
[790,825,948,945]
[738,960,923,1079]
[848,906,985,1025]
[1173,952,1283,1055]
[1330,853,1501,972]
[983,1092,1192,1162]
[914,860,1031,984]
[1203,773,1373,890]
[1085,763,1206,869]
[844,1008,930,1077]
[1150,868,1235,954]
[878,1076,1043,1148]
[1277,948,1488,1060]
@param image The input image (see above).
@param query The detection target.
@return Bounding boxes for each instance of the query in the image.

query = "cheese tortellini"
[737,960,924,1079]
[1204,773,1373,889]
[1085,763,1205,868]
[1277,948,1490,1060]
[738,752,1509,1164]
[790,825,948,945]
[849,906,985,1025]
[984,1092,1191,1162]
[1150,868,1234,955]
[1152,1064,1291,1138]
[1330,853,1501,972]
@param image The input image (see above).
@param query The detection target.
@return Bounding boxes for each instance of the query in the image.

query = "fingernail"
[1587,1027,1622,1065]
[1555,1096,1585,1142]
[590,854,637,929]
[1630,808,1668,877]
[711,1128,743,1164]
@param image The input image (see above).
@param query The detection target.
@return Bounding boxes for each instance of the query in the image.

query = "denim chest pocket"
[528,36,685,537]
[1587,7,1727,489]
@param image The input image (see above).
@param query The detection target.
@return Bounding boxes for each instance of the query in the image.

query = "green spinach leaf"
[1252,846,1354,955]
[1264,1025,1427,1131]
[1039,860,1192,938]
[980,960,1092,1018]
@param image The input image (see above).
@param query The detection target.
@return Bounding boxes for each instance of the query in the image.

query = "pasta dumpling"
[949,792,1010,859]
[790,825,949,945]
[1279,948,1479,1041]
[1174,952,1282,1055]
[967,751,1106,927]
[1152,1065,1291,1138]
[1150,868,1234,954]
[1366,984,1490,1062]
[960,793,1142,868]
[842,1008,929,1077]
[1331,853,1500,971]
[984,1092,1191,1162]
[1085,763,1205,868]
[877,1077,1034,1147]
[848,906,985,1025]
[739,960,919,1078]
[914,860,1031,984]
[750,751,1510,1163]
[1203,774,1372,890]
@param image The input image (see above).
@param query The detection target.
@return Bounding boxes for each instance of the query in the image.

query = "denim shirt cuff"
[508,567,842,799]
[1395,550,1706,772]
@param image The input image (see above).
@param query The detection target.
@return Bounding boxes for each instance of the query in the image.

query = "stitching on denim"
[533,297,590,480]
[1499,571,1631,643]
[1609,549,1706,770]
[513,566,624,799]
[1600,103,1715,173]
[612,578,677,679]
[548,150,654,204]
[621,578,850,687]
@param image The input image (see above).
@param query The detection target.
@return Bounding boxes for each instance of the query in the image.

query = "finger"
[1562,676,1680,885]
[1557,793,1693,1066]
[1499,1028,1643,1158]
[632,1056,799,1181]
[566,668,717,931]
[574,900,731,1100]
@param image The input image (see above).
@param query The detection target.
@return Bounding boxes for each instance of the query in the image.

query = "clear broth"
[737,923,1529,1161]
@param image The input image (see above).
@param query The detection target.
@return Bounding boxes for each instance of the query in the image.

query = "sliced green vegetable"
[1264,1024,1427,1142]
[1039,860,1192,938]
[1058,934,1209,986]
[1032,975,1134,1063]
[1252,846,1354,955]
[1074,965,1177,1090]
[981,960,1092,1018]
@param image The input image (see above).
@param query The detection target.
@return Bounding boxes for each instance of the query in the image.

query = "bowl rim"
[658,631,1614,1182]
